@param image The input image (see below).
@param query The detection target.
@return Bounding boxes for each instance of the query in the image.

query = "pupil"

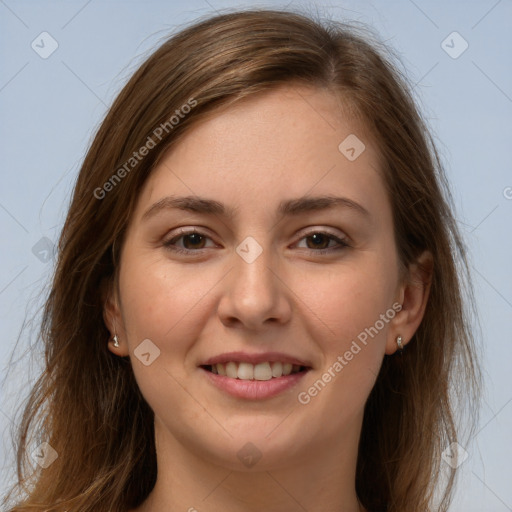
[185,233,204,248]
[308,233,328,249]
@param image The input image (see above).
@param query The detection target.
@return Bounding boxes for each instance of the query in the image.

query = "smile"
[202,361,307,380]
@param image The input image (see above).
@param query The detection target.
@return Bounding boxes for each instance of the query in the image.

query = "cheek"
[292,271,394,436]
[119,251,214,348]
[291,256,397,416]
[117,255,219,426]
[297,257,397,349]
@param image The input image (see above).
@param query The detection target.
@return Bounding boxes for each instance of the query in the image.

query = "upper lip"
[200,351,312,367]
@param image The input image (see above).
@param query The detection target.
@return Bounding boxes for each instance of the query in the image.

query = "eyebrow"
[141,194,370,222]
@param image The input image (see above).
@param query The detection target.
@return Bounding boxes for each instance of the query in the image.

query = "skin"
[104,84,431,512]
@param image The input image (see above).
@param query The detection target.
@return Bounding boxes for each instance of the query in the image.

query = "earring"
[112,334,119,348]
[396,335,404,352]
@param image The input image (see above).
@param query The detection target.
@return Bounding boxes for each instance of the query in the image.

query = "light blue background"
[1,1,511,510]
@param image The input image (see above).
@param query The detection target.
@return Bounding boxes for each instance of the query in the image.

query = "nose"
[216,238,292,331]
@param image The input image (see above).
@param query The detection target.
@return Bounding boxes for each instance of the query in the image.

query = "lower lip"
[201,367,309,400]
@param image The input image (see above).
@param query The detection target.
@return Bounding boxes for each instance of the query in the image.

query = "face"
[108,84,406,471]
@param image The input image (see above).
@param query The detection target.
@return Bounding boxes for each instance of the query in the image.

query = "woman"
[2,8,480,512]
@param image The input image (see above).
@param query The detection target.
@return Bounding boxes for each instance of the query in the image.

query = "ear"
[101,276,128,356]
[385,250,433,355]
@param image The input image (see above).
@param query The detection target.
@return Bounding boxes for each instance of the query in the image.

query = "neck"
[133,416,366,512]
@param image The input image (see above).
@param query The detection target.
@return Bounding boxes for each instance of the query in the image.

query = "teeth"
[225,361,238,379]
[237,362,254,380]
[282,363,293,376]
[210,361,304,380]
[254,362,272,381]
[271,362,283,377]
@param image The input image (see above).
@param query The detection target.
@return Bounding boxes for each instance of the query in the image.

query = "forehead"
[134,84,386,223]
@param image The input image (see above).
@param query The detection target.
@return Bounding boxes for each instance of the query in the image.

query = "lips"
[199,351,312,399]
[201,366,310,400]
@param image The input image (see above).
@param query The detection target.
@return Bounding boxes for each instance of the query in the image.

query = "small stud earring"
[396,335,404,352]
[113,334,119,348]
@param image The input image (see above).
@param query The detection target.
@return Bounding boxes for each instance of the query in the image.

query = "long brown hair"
[2,8,480,512]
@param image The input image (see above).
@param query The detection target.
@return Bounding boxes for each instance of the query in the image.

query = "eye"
[294,230,350,255]
[162,229,215,254]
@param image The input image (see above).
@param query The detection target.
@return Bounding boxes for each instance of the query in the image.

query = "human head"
[4,8,479,512]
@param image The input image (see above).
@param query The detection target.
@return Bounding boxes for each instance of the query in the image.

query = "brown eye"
[305,233,331,250]
[296,231,349,254]
[163,230,214,254]
[181,233,206,249]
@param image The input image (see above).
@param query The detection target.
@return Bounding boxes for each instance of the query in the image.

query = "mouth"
[199,353,312,400]
[200,361,310,380]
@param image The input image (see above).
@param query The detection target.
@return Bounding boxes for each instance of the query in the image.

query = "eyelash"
[162,228,350,256]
